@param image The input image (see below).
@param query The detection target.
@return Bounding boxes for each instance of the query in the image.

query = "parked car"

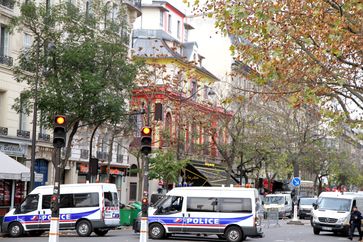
[297,197,316,219]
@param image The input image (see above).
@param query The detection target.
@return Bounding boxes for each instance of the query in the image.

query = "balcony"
[0,127,8,136]
[0,55,13,66]
[38,133,50,142]
[0,0,15,9]
[17,130,30,139]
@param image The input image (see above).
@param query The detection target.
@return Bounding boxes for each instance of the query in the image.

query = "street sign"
[291,177,301,187]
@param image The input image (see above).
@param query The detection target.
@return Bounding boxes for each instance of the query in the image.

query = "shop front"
[0,151,42,217]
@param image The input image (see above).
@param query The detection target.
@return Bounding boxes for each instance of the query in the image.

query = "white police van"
[147,186,263,242]
[2,183,119,237]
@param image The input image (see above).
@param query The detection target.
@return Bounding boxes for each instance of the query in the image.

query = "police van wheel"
[8,222,24,237]
[76,220,92,237]
[149,223,165,239]
[94,228,109,236]
[225,226,244,242]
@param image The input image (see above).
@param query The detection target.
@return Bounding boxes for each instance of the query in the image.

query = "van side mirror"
[312,203,317,210]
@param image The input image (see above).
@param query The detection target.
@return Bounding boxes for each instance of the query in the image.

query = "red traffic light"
[141,127,151,136]
[51,195,58,201]
[142,197,148,204]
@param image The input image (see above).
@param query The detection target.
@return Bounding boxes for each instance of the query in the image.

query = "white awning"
[0,151,43,182]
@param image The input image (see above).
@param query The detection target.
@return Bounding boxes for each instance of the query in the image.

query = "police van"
[147,186,264,242]
[2,183,119,237]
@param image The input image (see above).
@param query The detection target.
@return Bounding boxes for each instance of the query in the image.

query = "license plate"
[322,227,333,231]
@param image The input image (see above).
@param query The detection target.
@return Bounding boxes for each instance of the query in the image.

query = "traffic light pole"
[49,147,61,242]
[139,153,149,242]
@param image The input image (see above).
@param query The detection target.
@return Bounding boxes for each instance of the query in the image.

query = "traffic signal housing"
[53,115,67,148]
[141,197,148,215]
[50,195,59,213]
[140,127,152,155]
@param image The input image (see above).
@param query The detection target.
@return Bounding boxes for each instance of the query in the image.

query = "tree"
[149,150,189,191]
[11,1,140,167]
[192,0,363,129]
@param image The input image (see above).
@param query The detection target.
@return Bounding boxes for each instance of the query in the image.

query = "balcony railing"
[0,55,13,66]
[96,151,108,160]
[0,0,15,9]
[0,127,8,136]
[38,133,50,141]
[17,130,30,139]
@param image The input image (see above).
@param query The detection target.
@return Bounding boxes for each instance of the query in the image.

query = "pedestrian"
[349,206,362,241]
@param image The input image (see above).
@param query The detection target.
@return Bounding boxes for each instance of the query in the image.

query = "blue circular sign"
[291,177,301,187]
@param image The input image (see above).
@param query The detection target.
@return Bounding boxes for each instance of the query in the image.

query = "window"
[187,197,217,212]
[159,11,164,27]
[23,33,32,50]
[191,80,197,101]
[129,164,138,177]
[168,14,172,32]
[0,25,9,57]
[60,194,74,208]
[15,194,38,214]
[74,193,99,207]
[154,103,163,121]
[219,198,252,213]
[155,196,183,215]
[129,182,137,201]
[19,93,27,131]
[104,192,118,207]
[177,20,181,38]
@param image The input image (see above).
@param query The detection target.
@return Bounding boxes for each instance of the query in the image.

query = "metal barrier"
[265,208,280,228]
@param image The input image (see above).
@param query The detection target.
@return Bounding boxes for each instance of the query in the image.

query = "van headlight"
[338,216,349,224]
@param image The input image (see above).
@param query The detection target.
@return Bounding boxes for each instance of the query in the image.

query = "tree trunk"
[62,120,80,168]
[106,130,116,183]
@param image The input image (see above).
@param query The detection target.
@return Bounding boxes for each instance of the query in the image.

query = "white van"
[311,192,363,235]
[147,186,263,242]
[263,193,293,218]
[2,183,119,237]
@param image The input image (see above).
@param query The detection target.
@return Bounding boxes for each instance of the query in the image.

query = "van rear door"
[103,191,119,225]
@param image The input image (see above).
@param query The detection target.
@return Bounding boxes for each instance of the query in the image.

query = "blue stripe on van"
[149,214,253,226]
[4,208,100,223]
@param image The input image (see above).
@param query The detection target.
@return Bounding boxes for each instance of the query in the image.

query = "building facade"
[0,0,142,215]
[128,0,235,200]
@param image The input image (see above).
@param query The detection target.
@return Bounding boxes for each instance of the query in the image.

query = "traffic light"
[141,197,148,215]
[50,195,58,213]
[140,127,152,155]
[53,115,67,148]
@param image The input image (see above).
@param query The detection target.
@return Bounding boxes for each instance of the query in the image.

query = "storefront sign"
[0,142,26,156]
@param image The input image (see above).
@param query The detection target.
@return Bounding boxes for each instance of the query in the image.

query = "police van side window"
[104,192,118,207]
[15,194,39,214]
[74,193,99,207]
[218,198,252,213]
[42,194,74,209]
[187,197,218,212]
[155,196,183,215]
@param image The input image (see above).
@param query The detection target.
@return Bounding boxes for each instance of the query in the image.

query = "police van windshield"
[318,197,351,211]
[265,196,284,205]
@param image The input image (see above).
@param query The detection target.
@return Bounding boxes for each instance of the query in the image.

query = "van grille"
[318,217,338,223]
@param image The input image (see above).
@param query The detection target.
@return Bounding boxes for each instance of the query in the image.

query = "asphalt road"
[0,219,359,242]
